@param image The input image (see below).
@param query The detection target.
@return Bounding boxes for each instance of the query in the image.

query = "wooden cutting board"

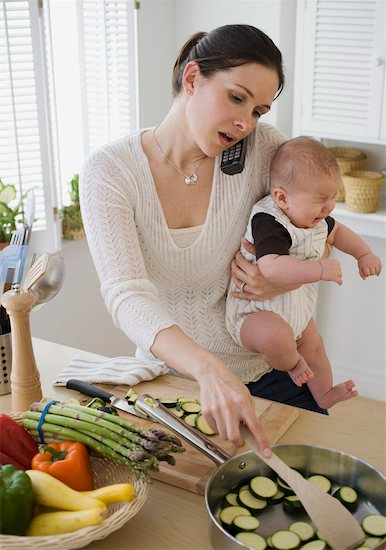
[78,375,298,495]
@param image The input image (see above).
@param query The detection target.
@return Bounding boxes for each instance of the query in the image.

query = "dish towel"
[54,354,168,387]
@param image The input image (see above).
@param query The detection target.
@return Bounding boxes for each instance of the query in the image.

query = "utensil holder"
[0,331,12,395]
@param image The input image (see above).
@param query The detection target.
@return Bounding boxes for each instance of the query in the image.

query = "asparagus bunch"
[20,401,184,477]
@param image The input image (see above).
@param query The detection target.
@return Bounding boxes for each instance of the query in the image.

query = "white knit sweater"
[80,123,286,383]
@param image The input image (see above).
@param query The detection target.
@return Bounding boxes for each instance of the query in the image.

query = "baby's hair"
[270,137,340,190]
[172,24,284,97]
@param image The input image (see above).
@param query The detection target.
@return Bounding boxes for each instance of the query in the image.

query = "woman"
[80,24,314,456]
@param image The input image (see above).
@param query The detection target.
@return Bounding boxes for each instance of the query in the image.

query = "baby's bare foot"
[317,379,358,409]
[288,356,314,387]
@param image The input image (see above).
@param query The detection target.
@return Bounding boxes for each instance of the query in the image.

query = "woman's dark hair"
[172,24,284,98]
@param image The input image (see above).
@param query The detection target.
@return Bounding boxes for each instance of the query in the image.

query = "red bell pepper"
[31,441,94,491]
[0,414,38,470]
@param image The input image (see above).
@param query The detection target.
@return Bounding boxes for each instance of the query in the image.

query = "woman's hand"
[196,360,271,457]
[231,238,298,300]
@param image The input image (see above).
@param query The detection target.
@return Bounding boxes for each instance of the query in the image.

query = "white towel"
[54,354,168,386]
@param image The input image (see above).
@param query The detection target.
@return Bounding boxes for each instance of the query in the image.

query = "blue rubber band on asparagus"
[37,399,58,444]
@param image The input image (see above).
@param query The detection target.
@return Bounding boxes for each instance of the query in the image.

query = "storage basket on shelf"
[342,170,384,213]
[329,147,367,202]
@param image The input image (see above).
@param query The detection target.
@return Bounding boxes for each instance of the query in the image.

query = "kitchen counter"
[1,338,385,549]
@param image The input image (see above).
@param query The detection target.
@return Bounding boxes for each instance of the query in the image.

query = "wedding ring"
[240,282,246,292]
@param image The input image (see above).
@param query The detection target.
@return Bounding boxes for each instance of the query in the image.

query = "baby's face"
[284,173,340,229]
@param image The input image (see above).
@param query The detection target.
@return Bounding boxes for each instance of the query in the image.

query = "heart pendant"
[184,173,198,185]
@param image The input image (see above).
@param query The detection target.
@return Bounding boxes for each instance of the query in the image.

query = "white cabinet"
[293,0,385,144]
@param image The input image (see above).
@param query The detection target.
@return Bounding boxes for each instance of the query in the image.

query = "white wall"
[30,0,385,401]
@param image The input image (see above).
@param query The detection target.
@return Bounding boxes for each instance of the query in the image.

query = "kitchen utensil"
[0,227,27,284]
[136,395,386,550]
[28,253,65,307]
[240,425,365,550]
[65,379,149,419]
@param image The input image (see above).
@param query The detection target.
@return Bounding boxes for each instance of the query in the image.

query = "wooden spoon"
[241,426,365,550]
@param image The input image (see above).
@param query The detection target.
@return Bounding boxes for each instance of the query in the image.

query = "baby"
[226,137,382,409]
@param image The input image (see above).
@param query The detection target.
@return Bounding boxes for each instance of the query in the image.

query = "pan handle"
[136,394,230,465]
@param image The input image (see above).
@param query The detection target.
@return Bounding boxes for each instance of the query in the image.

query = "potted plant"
[0,179,28,247]
[61,174,85,240]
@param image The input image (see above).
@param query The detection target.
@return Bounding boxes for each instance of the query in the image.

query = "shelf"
[332,202,386,239]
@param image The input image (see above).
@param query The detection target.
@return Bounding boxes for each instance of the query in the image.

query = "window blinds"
[77,0,137,154]
[0,0,60,251]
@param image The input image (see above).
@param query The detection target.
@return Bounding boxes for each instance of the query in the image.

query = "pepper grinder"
[1,284,42,411]
[0,253,50,412]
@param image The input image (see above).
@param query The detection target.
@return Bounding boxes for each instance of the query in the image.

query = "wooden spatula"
[241,426,365,550]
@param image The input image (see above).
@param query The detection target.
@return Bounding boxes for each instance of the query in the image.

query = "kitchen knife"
[65,379,149,420]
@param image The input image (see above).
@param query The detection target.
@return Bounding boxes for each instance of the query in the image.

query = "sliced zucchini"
[363,536,383,547]
[307,474,331,493]
[239,484,250,493]
[249,475,278,499]
[332,485,359,512]
[237,488,267,512]
[299,541,327,550]
[195,413,216,435]
[361,514,386,537]
[270,529,301,549]
[283,495,304,514]
[177,396,199,404]
[219,505,250,527]
[235,531,267,550]
[267,536,273,548]
[125,388,138,403]
[181,401,202,414]
[276,476,295,495]
[268,489,285,505]
[288,521,315,542]
[232,514,260,532]
[86,397,106,408]
[224,492,239,506]
[169,407,184,418]
[158,398,178,408]
[184,413,198,427]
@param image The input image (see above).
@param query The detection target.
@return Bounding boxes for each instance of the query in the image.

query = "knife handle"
[66,379,113,401]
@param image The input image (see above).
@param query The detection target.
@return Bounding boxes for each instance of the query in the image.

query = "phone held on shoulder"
[220,138,247,175]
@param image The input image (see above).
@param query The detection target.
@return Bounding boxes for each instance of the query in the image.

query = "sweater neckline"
[134,127,220,251]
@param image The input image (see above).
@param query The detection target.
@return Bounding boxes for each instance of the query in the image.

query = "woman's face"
[185,62,280,157]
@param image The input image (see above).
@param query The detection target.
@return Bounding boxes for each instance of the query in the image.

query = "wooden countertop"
[1,338,385,549]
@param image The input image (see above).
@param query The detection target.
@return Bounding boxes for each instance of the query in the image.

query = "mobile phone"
[220,138,247,175]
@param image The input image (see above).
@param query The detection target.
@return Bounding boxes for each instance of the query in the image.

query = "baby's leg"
[298,319,358,408]
[240,311,313,386]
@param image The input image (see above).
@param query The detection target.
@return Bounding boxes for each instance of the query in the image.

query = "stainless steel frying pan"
[136,395,386,550]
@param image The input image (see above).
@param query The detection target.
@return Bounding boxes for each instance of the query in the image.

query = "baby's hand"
[319,258,342,285]
[358,252,383,280]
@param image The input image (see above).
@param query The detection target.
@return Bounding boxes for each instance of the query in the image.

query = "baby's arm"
[257,254,342,285]
[328,222,383,280]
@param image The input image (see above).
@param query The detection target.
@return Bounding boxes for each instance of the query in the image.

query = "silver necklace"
[153,128,207,185]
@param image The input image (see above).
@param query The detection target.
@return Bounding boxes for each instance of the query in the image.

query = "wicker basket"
[0,414,149,550]
[329,147,367,202]
[342,170,385,213]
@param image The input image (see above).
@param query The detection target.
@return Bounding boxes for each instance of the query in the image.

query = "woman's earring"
[187,89,192,95]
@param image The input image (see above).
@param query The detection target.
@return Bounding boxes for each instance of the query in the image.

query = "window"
[0,0,60,253]
[0,0,138,253]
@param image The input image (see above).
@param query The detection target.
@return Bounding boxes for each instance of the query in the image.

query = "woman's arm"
[231,238,300,298]
[151,325,271,455]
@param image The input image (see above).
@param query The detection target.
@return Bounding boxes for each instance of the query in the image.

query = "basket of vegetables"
[0,401,184,549]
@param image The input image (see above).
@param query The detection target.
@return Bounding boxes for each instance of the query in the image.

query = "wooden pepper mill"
[0,253,50,412]
[1,283,42,412]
